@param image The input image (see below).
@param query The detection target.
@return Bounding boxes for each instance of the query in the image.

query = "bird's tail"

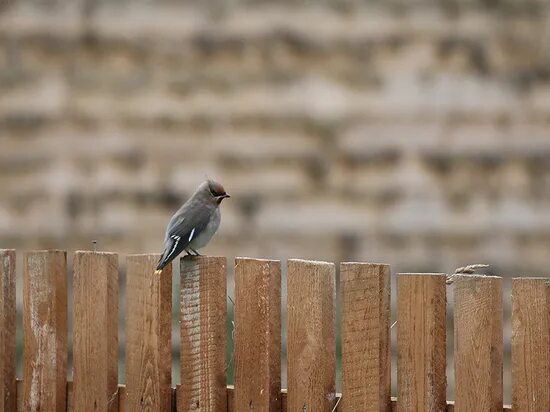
[154,254,169,275]
[155,253,170,275]
[155,234,182,275]
[154,255,167,276]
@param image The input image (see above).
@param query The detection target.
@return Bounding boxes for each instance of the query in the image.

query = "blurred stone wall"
[1,0,550,275]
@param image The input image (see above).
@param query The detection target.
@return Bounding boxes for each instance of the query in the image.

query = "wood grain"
[179,256,227,412]
[125,254,172,411]
[0,250,16,412]
[73,251,119,412]
[230,389,515,412]
[287,259,336,412]
[234,258,281,412]
[340,262,391,412]
[454,275,503,412]
[397,274,446,412]
[23,250,67,412]
[511,277,550,411]
[14,380,516,412]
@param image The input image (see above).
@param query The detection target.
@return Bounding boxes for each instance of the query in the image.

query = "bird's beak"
[222,193,230,199]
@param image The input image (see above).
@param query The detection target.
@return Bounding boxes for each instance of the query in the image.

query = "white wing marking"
[165,235,181,261]
[188,228,195,242]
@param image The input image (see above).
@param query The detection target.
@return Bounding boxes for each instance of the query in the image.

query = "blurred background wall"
[1,0,550,274]
[1,0,550,402]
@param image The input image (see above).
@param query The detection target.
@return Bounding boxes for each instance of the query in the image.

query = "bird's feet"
[184,248,201,257]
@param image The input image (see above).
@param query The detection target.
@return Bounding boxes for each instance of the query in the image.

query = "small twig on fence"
[225,295,236,373]
[390,320,398,330]
[331,394,342,412]
[446,263,490,285]
[224,320,235,373]
[227,295,235,307]
[107,388,118,406]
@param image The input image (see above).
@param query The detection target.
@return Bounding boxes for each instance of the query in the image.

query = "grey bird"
[154,179,230,274]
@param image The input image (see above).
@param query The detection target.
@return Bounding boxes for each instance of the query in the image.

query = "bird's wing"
[156,204,213,270]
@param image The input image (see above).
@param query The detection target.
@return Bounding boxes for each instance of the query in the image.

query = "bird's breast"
[189,209,221,249]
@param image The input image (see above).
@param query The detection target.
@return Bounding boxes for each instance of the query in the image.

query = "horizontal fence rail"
[0,249,549,411]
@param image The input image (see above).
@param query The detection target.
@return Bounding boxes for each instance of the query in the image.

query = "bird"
[154,179,230,274]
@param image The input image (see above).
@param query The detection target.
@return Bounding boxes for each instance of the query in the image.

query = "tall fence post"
[125,254,172,411]
[512,277,550,411]
[287,259,336,412]
[73,251,119,412]
[179,256,227,412]
[234,258,281,411]
[397,273,446,412]
[454,275,503,412]
[23,250,67,412]
[340,262,391,412]
[0,250,16,412]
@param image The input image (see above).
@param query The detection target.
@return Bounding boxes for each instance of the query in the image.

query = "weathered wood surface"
[125,254,172,411]
[287,259,336,412]
[397,274,446,412]
[23,250,67,412]
[179,256,227,412]
[454,275,503,412]
[340,262,391,412]
[73,251,119,412]
[234,258,281,411]
[0,250,16,412]
[511,277,550,411]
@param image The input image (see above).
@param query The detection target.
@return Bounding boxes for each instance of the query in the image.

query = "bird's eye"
[208,181,225,197]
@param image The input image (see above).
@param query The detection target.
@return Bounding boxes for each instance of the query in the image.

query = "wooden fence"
[0,249,549,411]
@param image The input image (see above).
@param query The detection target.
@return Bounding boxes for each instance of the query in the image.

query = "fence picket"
[178,256,227,412]
[287,259,336,412]
[0,250,16,412]
[234,258,281,411]
[397,274,446,412]
[73,251,119,412]
[125,254,172,411]
[340,262,391,412]
[511,277,550,411]
[454,275,503,412]
[23,250,67,412]
[4,248,548,412]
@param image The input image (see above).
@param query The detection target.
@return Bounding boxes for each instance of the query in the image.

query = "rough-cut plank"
[125,254,172,411]
[23,250,67,412]
[73,251,119,412]
[234,258,281,411]
[15,381,515,412]
[454,275,503,412]
[446,399,512,412]
[340,262,391,412]
[179,256,227,412]
[511,277,550,411]
[287,259,336,412]
[227,386,234,412]
[121,385,175,412]
[67,381,73,412]
[0,250,16,412]
[118,385,127,412]
[397,274,446,412]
